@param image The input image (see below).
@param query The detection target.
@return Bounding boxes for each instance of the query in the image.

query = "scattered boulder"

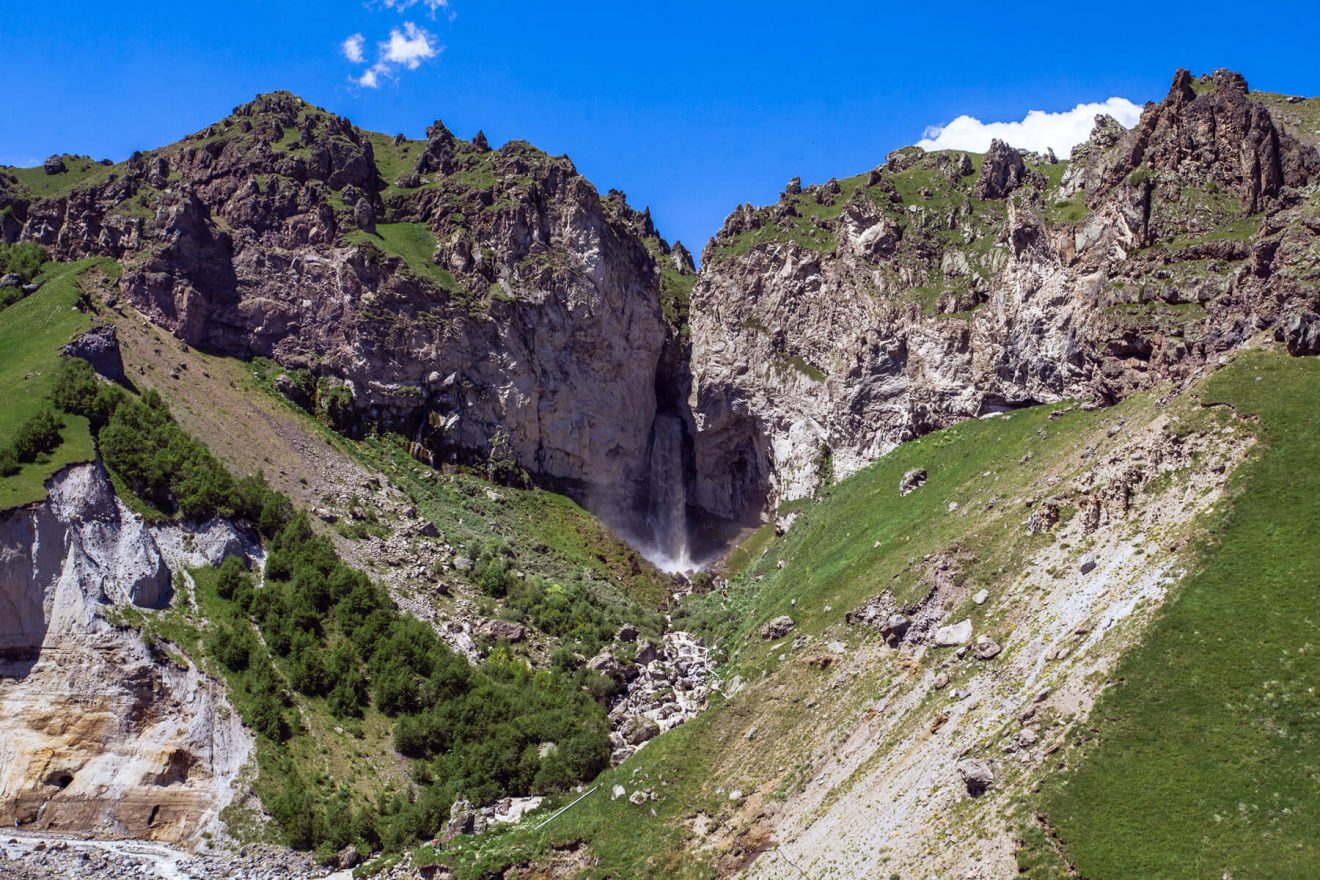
[1277,311,1320,356]
[956,758,994,796]
[452,555,474,572]
[933,671,950,690]
[1080,558,1097,575]
[63,324,126,384]
[883,613,911,642]
[43,155,66,175]
[972,589,989,605]
[0,273,20,288]
[477,620,525,643]
[615,623,639,642]
[761,615,796,639]
[633,638,659,666]
[620,715,661,746]
[336,845,361,870]
[974,635,1002,660]
[899,468,928,496]
[1028,500,1060,534]
[273,372,313,411]
[934,619,973,647]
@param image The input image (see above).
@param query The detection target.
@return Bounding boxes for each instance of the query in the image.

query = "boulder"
[883,613,911,642]
[0,273,20,288]
[1276,311,1320,356]
[63,324,126,384]
[43,155,66,175]
[615,623,639,642]
[273,372,313,411]
[956,758,994,795]
[336,845,361,870]
[477,620,525,643]
[633,638,659,666]
[899,468,927,496]
[974,635,1002,660]
[620,715,661,746]
[934,619,973,647]
[760,615,795,639]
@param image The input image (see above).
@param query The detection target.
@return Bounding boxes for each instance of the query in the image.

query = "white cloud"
[381,22,437,69]
[346,21,440,88]
[357,66,382,89]
[341,33,366,63]
[916,97,1143,159]
[381,0,453,19]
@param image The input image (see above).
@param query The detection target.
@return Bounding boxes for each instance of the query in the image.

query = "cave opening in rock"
[44,771,74,789]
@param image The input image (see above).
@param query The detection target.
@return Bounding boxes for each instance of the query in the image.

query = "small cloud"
[341,33,366,64]
[382,22,438,70]
[381,0,453,19]
[917,97,1143,159]
[357,66,382,89]
[346,21,440,88]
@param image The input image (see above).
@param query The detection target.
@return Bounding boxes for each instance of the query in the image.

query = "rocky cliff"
[687,69,1320,516]
[0,463,259,844]
[2,93,696,529]
[5,70,1319,541]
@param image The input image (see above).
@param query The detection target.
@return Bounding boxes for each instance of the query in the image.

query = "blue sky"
[3,1,1318,252]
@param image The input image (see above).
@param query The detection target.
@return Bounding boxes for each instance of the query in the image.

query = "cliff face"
[0,463,259,844]
[687,69,1320,517]
[4,93,694,516]
[5,70,1319,536]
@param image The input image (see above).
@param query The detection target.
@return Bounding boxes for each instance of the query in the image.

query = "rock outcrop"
[3,92,695,526]
[0,464,257,845]
[687,69,1320,516]
[5,70,1318,538]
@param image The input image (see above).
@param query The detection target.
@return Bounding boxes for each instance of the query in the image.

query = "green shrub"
[0,446,18,477]
[0,241,47,283]
[12,410,64,463]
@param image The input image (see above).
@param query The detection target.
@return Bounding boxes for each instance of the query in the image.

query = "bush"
[52,359,122,429]
[0,446,18,477]
[0,241,47,283]
[12,410,63,463]
[209,624,255,672]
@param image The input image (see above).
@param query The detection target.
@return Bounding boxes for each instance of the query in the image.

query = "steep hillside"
[688,69,1320,520]
[4,65,1320,880]
[1,92,699,560]
[441,346,1320,880]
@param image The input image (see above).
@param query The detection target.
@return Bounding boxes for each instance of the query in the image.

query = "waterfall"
[645,413,692,572]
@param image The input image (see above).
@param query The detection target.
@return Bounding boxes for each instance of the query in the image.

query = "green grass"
[364,133,425,195]
[0,259,109,508]
[359,435,672,611]
[448,388,1174,877]
[1037,350,1320,879]
[4,155,124,199]
[346,222,461,293]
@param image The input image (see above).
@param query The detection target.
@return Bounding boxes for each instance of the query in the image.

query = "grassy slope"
[450,350,1320,879]
[1038,350,1320,879]
[443,383,1172,878]
[106,296,670,628]
[0,259,108,508]
[346,221,460,293]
